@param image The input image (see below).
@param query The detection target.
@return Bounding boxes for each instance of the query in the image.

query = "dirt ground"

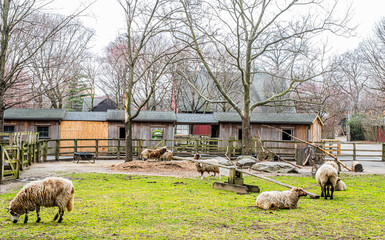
[1,157,384,195]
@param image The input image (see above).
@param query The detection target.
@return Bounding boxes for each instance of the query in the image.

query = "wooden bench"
[73,152,95,164]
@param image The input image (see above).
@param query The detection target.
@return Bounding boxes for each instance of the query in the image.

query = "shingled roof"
[64,112,107,121]
[176,113,217,124]
[4,109,67,121]
[214,112,321,125]
[107,110,176,122]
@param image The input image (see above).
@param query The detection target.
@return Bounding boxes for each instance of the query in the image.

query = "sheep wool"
[194,153,221,179]
[256,187,307,210]
[315,161,339,200]
[9,177,74,224]
[335,178,347,191]
[161,150,173,161]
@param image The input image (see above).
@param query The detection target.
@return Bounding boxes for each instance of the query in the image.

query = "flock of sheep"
[7,148,347,223]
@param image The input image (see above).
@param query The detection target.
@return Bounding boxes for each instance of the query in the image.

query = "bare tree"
[0,0,92,130]
[176,0,353,154]
[28,14,94,109]
[117,0,187,161]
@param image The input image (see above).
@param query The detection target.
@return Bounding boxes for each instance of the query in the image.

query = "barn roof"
[64,112,107,121]
[4,108,67,121]
[214,112,320,125]
[176,113,217,124]
[106,110,176,122]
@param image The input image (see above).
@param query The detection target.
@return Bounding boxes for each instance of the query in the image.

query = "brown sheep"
[141,147,168,161]
[194,153,220,179]
[9,177,74,223]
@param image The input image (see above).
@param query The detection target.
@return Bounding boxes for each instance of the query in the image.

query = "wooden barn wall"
[108,121,174,148]
[4,120,60,149]
[60,121,109,154]
[310,119,322,142]
[218,123,312,152]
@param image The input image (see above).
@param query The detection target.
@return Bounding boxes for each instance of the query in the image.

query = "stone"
[199,157,234,166]
[236,156,258,167]
[251,162,299,173]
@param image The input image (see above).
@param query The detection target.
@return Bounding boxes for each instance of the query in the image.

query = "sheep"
[335,177,347,191]
[315,161,339,200]
[141,147,167,161]
[256,187,308,210]
[8,177,74,224]
[194,153,221,180]
[161,150,173,161]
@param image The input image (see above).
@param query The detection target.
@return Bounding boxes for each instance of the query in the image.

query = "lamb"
[8,177,74,224]
[161,150,173,161]
[194,153,221,180]
[256,187,308,210]
[315,161,339,200]
[335,177,347,191]
[141,147,167,161]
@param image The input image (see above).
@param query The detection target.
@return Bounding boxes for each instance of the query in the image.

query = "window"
[176,125,189,135]
[4,126,15,133]
[282,129,293,141]
[37,126,49,139]
[119,127,126,139]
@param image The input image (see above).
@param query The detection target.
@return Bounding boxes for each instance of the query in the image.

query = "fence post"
[337,140,341,155]
[74,139,78,153]
[117,139,121,160]
[37,141,41,163]
[137,140,142,159]
[19,145,24,171]
[294,143,298,161]
[95,139,99,157]
[43,141,48,162]
[194,139,199,153]
[352,143,356,161]
[228,140,233,158]
[382,143,385,161]
[55,140,60,161]
[0,145,3,184]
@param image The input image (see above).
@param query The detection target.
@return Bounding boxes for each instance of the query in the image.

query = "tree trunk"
[125,117,133,162]
[241,115,252,155]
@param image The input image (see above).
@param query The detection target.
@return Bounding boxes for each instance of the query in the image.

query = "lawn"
[1,173,385,239]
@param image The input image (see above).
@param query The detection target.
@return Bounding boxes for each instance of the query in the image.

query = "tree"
[65,77,90,111]
[117,0,186,161]
[176,0,352,154]
[0,0,92,130]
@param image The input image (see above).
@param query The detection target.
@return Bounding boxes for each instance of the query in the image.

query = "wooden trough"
[172,156,320,199]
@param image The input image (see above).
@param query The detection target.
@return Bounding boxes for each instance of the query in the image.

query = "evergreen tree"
[65,77,91,111]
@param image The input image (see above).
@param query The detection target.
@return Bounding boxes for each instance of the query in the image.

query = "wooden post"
[294,143,298,161]
[95,139,99,157]
[28,144,33,165]
[137,140,142,159]
[19,145,24,171]
[55,140,60,161]
[0,146,3,184]
[228,140,233,158]
[43,141,48,162]
[352,143,356,161]
[37,142,41,163]
[194,139,199,154]
[117,139,121,160]
[337,140,341,155]
[74,139,78,153]
[15,148,20,179]
[382,143,385,161]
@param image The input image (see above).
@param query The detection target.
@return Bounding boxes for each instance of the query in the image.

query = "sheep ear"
[6,207,10,213]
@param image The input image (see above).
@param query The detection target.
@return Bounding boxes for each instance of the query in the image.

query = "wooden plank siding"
[60,121,109,154]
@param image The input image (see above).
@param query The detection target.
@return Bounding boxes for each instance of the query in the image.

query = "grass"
[1,173,385,239]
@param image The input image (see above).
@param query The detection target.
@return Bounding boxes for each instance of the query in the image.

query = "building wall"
[310,119,322,142]
[4,120,60,139]
[60,121,109,154]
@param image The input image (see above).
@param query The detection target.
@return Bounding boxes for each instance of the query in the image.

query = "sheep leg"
[36,207,41,223]
[322,186,328,200]
[213,172,216,179]
[200,173,204,180]
[24,210,29,224]
[330,185,334,200]
[57,210,64,223]
[326,186,330,199]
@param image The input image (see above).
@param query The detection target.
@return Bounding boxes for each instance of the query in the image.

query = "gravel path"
[1,158,384,194]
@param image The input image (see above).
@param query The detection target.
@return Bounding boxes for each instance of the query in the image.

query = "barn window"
[176,125,189,135]
[119,127,126,139]
[282,129,293,141]
[37,126,49,139]
[4,126,15,133]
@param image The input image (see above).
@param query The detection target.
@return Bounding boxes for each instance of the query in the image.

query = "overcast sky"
[51,0,385,55]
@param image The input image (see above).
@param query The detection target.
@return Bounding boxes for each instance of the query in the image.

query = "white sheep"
[256,187,308,210]
[8,177,74,223]
[194,153,221,180]
[335,177,347,191]
[315,161,339,200]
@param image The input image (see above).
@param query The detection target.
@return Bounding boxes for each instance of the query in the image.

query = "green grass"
[1,173,385,239]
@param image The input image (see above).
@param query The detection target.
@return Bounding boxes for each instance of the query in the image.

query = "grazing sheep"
[161,150,173,161]
[315,161,339,200]
[194,153,221,180]
[141,147,167,161]
[335,177,347,191]
[256,187,308,210]
[8,177,74,224]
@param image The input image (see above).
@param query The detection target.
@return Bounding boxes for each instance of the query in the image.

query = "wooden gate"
[0,146,20,184]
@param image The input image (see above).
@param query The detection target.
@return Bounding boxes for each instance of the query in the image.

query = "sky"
[51,0,385,56]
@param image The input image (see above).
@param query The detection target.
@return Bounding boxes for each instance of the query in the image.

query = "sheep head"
[194,153,200,160]
[292,187,307,197]
[8,204,24,223]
